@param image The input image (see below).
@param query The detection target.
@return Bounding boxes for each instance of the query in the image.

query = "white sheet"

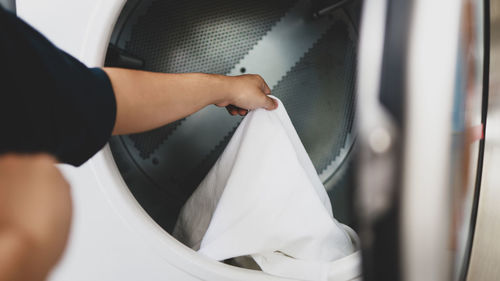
[173,97,355,281]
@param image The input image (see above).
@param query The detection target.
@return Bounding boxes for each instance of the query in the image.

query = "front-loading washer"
[10,0,492,280]
[14,0,362,280]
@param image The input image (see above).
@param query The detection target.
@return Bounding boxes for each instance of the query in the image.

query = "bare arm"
[0,154,71,281]
[102,68,277,135]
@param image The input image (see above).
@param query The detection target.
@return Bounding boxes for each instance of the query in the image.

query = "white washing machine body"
[10,0,488,280]
[14,0,362,280]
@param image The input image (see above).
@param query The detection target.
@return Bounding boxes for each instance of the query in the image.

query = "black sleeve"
[0,6,116,166]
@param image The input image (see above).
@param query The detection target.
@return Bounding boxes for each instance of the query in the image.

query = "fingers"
[226,105,237,115]
[248,75,275,110]
[226,105,248,116]
[252,74,271,95]
[221,74,276,114]
[262,95,278,110]
[238,108,248,115]
[253,75,275,109]
[260,78,272,95]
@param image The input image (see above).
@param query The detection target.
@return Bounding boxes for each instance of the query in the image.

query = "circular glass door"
[106,0,361,245]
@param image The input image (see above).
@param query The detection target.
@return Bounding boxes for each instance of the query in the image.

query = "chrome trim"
[356,0,391,224]
[402,0,463,280]
[467,0,500,280]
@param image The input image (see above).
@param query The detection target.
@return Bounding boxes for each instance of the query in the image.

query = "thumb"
[263,96,278,110]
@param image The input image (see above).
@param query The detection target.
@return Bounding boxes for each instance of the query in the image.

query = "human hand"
[215,74,278,116]
[0,154,72,281]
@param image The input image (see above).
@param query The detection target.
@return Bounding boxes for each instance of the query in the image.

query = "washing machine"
[4,0,494,280]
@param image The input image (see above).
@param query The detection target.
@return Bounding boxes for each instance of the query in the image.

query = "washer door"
[107,0,361,235]
[17,0,363,279]
[356,0,487,280]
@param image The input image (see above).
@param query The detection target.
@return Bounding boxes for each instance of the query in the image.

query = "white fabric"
[173,97,355,281]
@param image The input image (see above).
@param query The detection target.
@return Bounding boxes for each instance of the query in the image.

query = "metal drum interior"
[107,0,361,234]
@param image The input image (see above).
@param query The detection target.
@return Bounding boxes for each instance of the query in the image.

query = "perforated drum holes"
[152,157,159,165]
[108,0,359,232]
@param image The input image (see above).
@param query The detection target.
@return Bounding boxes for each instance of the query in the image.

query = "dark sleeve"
[0,6,116,166]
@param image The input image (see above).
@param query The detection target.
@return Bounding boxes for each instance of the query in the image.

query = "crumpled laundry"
[173,97,356,281]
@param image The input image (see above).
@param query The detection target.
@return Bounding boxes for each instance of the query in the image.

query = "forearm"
[103,68,228,135]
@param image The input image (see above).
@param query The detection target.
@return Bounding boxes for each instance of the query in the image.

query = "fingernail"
[271,100,278,110]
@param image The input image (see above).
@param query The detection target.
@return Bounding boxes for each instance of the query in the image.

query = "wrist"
[207,74,232,106]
